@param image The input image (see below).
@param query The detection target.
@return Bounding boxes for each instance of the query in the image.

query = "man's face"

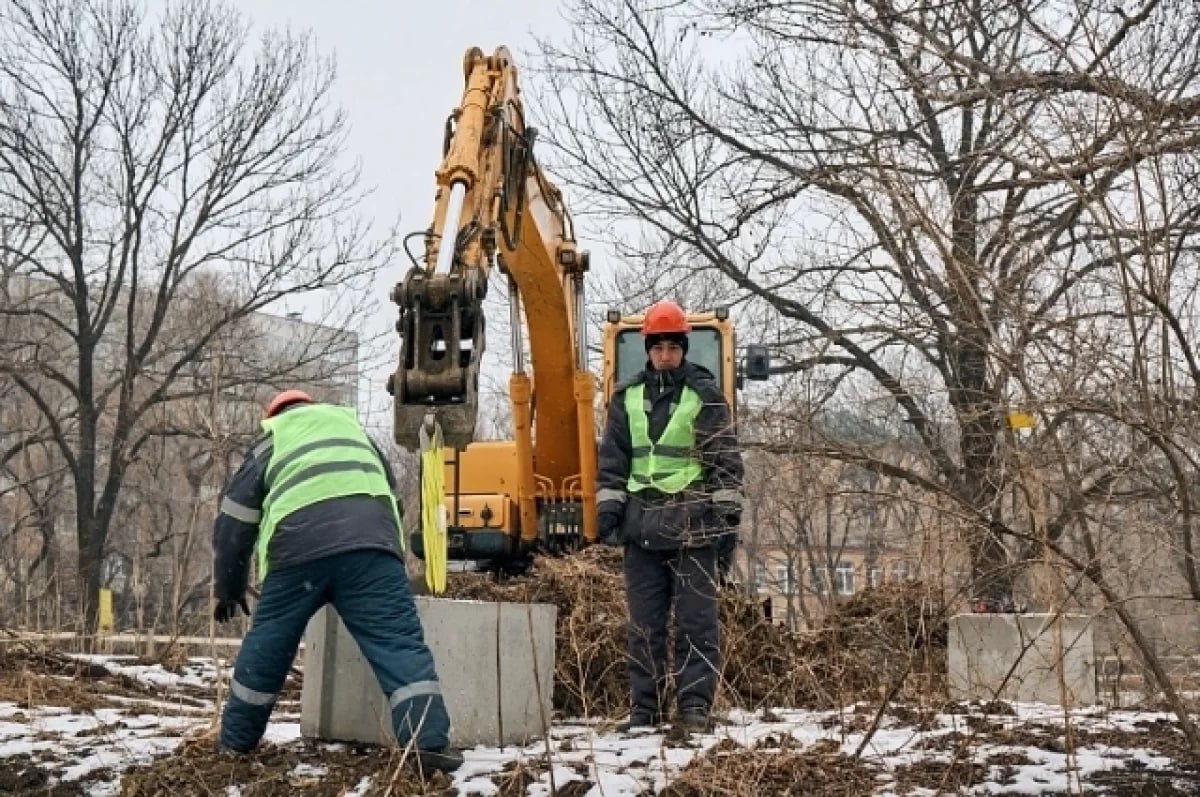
[648,340,685,371]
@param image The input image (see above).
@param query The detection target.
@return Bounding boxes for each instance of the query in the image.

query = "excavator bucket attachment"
[389,267,485,450]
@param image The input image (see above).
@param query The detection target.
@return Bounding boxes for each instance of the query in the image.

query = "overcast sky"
[235,0,575,425]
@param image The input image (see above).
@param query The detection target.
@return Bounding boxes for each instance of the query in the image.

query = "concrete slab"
[300,597,557,748]
[948,613,1097,705]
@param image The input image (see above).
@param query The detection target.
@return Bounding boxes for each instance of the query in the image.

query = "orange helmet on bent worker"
[265,389,314,419]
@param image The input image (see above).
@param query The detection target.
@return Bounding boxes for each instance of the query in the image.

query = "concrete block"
[301,597,557,748]
[948,613,1097,705]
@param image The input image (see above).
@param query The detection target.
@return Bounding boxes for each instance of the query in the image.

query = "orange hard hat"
[641,300,691,336]
[265,389,314,419]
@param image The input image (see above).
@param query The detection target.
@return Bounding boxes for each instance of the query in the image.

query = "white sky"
[235,0,575,427]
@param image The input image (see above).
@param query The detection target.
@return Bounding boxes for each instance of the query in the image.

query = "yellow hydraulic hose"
[419,421,448,594]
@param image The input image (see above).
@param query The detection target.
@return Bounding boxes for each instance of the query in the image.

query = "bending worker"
[596,300,744,732]
[211,390,461,774]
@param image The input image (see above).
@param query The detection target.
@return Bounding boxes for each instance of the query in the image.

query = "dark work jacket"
[211,409,403,602]
[596,360,743,551]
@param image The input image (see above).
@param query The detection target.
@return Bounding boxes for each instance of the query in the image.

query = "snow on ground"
[0,653,1195,795]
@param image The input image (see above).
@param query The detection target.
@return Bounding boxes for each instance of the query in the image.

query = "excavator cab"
[601,307,752,411]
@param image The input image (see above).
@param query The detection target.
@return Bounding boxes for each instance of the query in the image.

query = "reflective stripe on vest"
[257,404,401,577]
[625,383,703,494]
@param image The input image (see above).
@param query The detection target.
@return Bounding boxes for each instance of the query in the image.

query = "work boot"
[412,747,464,774]
[677,708,713,733]
[617,710,662,732]
[213,743,248,759]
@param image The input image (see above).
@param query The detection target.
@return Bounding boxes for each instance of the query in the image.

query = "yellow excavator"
[387,47,768,573]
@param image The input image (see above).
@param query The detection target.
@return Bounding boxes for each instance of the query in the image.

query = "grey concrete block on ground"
[300,597,557,748]
[948,613,1097,705]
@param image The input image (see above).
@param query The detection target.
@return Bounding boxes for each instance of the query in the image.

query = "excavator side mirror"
[743,345,771,381]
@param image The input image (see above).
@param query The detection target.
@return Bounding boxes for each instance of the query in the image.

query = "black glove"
[716,532,738,580]
[214,596,250,623]
[714,501,742,530]
[597,501,625,547]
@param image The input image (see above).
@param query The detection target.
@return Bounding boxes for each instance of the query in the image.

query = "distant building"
[0,274,360,631]
[730,428,955,631]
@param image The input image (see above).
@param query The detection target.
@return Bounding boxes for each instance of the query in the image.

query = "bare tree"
[0,0,385,634]
[0,446,70,628]
[536,0,1200,604]
[0,302,72,628]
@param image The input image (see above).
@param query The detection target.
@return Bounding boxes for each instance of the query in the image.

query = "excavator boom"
[389,47,598,559]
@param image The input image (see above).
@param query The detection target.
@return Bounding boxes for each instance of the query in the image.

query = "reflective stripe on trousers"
[231,679,277,706]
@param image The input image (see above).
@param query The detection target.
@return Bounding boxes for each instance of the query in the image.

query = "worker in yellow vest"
[211,390,461,774]
[595,300,744,733]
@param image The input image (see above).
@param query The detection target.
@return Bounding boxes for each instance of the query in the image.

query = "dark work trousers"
[623,544,720,716]
[220,549,450,752]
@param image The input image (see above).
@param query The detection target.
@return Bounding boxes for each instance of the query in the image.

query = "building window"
[775,564,793,595]
[835,563,855,595]
[809,565,826,595]
[891,561,910,582]
[754,562,768,587]
[868,566,883,588]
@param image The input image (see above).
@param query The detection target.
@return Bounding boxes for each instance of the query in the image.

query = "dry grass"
[0,644,135,710]
[661,738,881,796]
[120,740,456,797]
[0,643,220,711]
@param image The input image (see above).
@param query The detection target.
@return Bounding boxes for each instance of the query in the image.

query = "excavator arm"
[388,47,598,554]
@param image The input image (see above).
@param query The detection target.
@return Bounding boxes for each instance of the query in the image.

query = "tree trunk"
[76,517,104,644]
[76,391,101,639]
[947,190,1009,602]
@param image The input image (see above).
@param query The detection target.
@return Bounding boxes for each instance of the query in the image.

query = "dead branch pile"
[719,588,818,708]
[711,578,946,709]
[442,549,947,717]
[661,737,880,796]
[786,581,949,705]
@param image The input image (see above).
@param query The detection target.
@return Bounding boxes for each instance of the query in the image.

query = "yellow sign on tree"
[98,588,114,635]
[1007,411,1037,430]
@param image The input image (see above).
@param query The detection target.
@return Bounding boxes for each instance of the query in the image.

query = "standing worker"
[211,390,462,774]
[595,300,744,732]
